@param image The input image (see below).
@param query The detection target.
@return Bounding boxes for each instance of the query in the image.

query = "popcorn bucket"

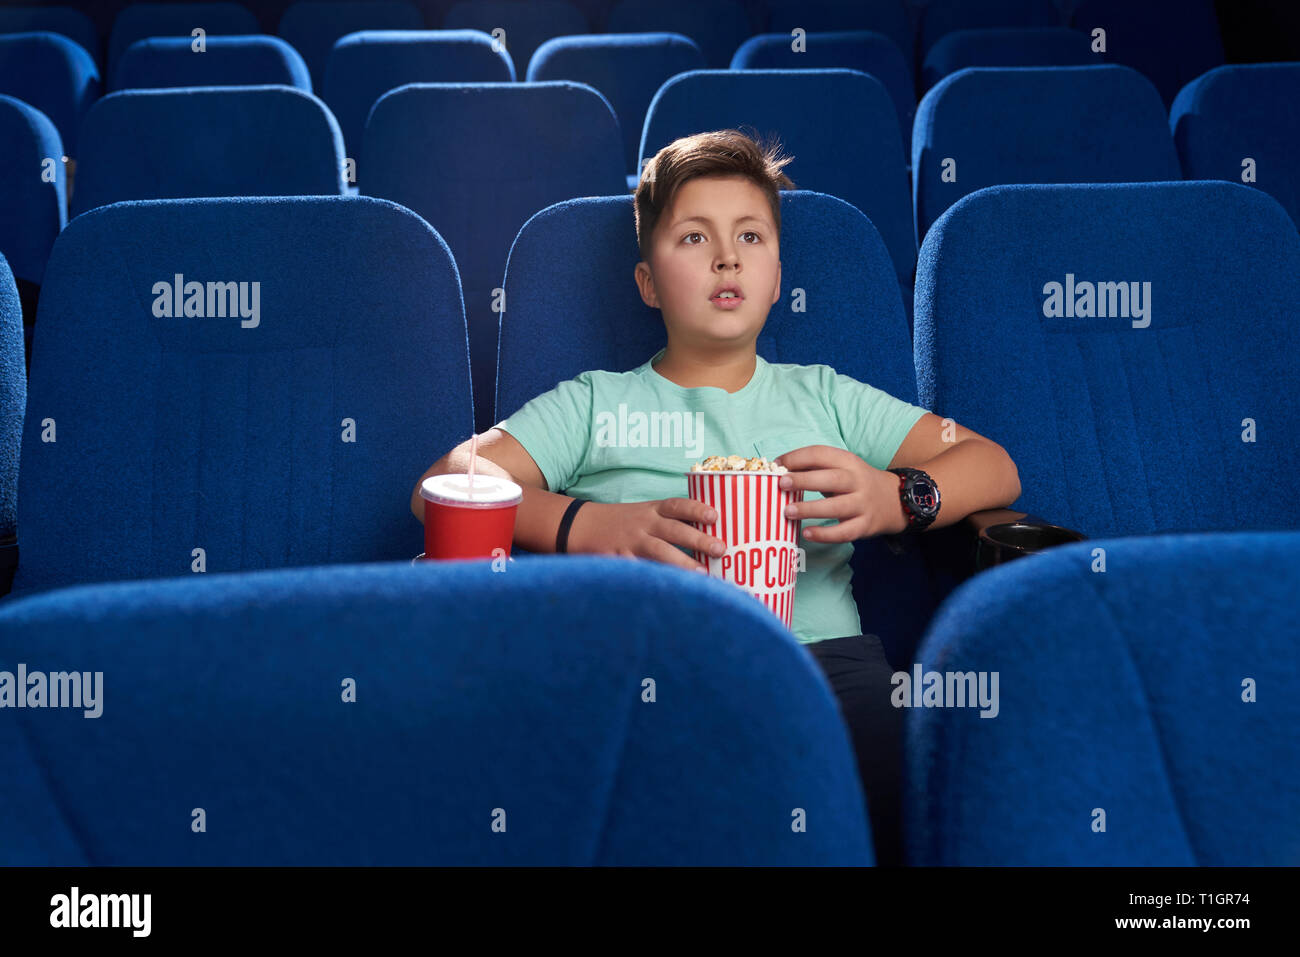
[686,469,803,628]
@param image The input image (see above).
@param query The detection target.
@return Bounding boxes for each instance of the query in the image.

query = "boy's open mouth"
[710,283,745,309]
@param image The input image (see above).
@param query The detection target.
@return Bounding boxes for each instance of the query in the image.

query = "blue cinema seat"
[0,253,23,590]
[69,86,345,216]
[1171,63,1300,231]
[11,196,472,594]
[277,0,424,88]
[108,2,260,80]
[322,30,513,160]
[605,0,750,69]
[731,32,915,149]
[0,6,98,66]
[920,26,1096,91]
[363,81,625,433]
[529,32,705,184]
[113,34,311,91]
[0,95,65,352]
[763,0,912,71]
[642,69,914,302]
[495,191,933,668]
[0,557,873,865]
[1071,0,1223,107]
[916,0,1059,64]
[0,31,99,156]
[443,0,588,77]
[913,181,1300,538]
[912,65,1180,243]
[905,530,1300,865]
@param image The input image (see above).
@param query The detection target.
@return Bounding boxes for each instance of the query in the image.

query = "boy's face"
[635,175,782,352]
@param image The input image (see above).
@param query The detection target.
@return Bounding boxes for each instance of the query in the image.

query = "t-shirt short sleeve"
[829,370,929,470]
[494,374,594,493]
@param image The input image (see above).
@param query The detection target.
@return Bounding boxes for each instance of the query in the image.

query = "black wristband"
[555,498,585,554]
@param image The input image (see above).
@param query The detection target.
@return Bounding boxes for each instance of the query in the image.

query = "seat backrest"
[912,65,1180,243]
[0,31,99,155]
[443,0,588,78]
[917,0,1058,64]
[108,2,260,79]
[763,0,911,69]
[0,556,873,865]
[363,81,625,432]
[14,196,472,594]
[322,29,513,158]
[914,181,1300,537]
[906,530,1300,865]
[529,32,705,176]
[70,85,345,217]
[642,69,914,289]
[0,94,65,286]
[606,0,750,69]
[113,33,312,91]
[0,252,22,541]
[277,0,425,88]
[0,6,99,66]
[731,31,914,148]
[1171,63,1300,230]
[921,26,1096,91]
[1072,0,1223,106]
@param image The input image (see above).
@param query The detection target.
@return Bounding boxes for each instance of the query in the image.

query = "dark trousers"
[806,634,904,866]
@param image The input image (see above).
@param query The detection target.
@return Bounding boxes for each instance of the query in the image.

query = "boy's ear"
[634,261,659,308]
[771,259,782,305]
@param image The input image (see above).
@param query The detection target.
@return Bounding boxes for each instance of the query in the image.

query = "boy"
[412,130,1020,864]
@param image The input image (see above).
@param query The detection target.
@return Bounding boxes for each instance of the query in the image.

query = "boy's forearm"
[913,439,1021,531]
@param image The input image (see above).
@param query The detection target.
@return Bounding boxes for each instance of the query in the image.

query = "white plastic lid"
[420,473,523,508]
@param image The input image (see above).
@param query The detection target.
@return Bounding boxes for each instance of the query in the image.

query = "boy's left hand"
[775,445,908,542]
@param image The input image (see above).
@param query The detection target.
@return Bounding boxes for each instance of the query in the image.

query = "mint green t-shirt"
[495,350,929,644]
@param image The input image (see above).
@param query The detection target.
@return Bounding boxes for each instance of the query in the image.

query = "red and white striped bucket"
[686,470,804,628]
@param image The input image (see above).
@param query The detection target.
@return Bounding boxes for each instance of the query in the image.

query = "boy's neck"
[653,345,758,393]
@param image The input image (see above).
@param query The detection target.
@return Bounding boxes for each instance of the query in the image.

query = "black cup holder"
[976,521,1087,571]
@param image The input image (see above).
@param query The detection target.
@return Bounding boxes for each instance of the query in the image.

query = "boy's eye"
[683,232,705,244]
[740,231,761,243]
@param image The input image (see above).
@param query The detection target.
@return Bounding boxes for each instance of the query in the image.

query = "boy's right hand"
[569,499,728,573]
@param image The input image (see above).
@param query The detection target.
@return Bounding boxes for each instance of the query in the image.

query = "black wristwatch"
[888,467,941,532]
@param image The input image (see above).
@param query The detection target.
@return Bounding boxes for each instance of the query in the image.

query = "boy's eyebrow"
[668,213,772,230]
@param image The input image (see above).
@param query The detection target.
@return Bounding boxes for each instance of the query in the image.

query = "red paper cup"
[419,473,522,561]
[686,470,804,628]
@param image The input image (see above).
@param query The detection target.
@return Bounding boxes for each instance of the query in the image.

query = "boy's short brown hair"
[634,129,795,258]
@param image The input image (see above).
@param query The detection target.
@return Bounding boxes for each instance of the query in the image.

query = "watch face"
[909,476,940,516]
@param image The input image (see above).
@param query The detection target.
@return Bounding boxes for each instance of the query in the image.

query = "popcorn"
[690,454,788,474]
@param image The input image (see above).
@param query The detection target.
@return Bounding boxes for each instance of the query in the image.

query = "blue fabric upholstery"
[0,253,22,541]
[113,33,311,92]
[0,556,873,865]
[1171,63,1300,230]
[763,0,911,70]
[363,81,625,432]
[0,95,65,285]
[13,196,472,594]
[906,530,1300,865]
[496,192,935,666]
[917,0,1058,63]
[322,29,514,159]
[277,0,424,88]
[912,66,1180,243]
[108,2,260,79]
[642,69,914,293]
[0,31,100,156]
[606,0,750,69]
[914,181,1300,537]
[731,31,914,148]
[529,32,705,177]
[443,0,588,78]
[70,86,345,217]
[1071,0,1223,106]
[0,6,98,65]
[921,26,1095,91]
